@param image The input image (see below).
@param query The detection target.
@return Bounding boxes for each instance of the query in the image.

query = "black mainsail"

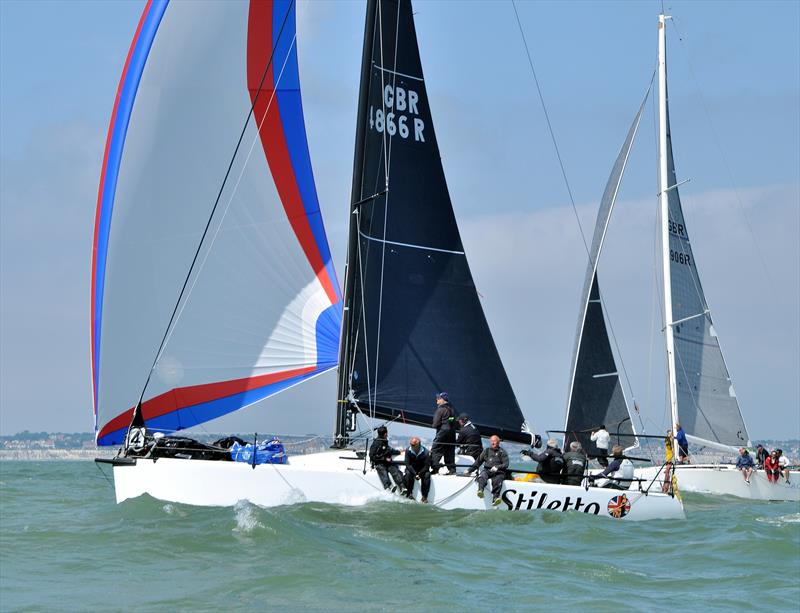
[335,0,527,443]
[563,96,648,453]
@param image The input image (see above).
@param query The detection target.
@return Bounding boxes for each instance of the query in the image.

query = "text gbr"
[369,84,426,142]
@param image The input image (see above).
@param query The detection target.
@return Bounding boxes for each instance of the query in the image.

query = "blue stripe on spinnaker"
[93,0,169,432]
[96,367,330,446]
[315,303,342,369]
[272,0,341,304]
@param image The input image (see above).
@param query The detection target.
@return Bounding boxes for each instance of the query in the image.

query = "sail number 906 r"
[670,249,692,266]
[369,84,426,142]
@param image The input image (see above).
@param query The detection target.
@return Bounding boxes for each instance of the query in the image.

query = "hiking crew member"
[596,445,633,490]
[369,426,404,493]
[467,435,508,506]
[777,449,791,484]
[522,438,565,484]
[755,444,769,469]
[563,441,588,486]
[764,450,781,484]
[403,437,432,503]
[456,414,482,462]
[675,423,689,464]
[431,392,457,474]
[735,447,755,484]
[591,425,610,468]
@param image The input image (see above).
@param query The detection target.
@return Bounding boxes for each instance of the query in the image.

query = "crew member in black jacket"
[431,392,457,474]
[562,441,588,486]
[456,414,483,462]
[369,426,404,493]
[467,435,509,506]
[403,436,431,503]
[522,438,565,484]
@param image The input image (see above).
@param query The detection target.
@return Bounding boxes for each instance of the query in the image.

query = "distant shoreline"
[0,449,116,461]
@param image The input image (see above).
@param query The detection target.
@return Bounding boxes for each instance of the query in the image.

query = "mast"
[657,14,680,445]
[334,0,378,446]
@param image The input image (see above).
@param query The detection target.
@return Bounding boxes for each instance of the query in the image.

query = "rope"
[158,33,298,358]
[513,2,651,429]
[369,0,402,425]
[432,475,478,508]
[510,0,586,255]
[670,17,781,312]
[94,461,114,488]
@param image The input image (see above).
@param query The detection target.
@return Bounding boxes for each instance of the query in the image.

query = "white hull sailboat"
[92,0,683,521]
[635,463,799,502]
[109,450,683,520]
[557,13,791,502]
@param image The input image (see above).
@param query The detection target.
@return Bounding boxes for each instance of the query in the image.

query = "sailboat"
[560,92,649,459]
[92,0,684,520]
[563,13,797,502]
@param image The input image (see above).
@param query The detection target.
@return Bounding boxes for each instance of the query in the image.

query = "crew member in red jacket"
[764,450,781,484]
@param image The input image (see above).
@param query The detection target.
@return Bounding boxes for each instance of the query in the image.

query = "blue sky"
[1,0,798,440]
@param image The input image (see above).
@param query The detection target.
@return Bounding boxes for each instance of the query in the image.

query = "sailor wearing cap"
[431,392,457,474]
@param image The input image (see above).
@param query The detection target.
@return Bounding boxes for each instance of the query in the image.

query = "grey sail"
[664,108,750,448]
[564,96,647,454]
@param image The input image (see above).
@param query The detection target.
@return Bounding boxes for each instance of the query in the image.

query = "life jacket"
[610,459,634,489]
[765,456,780,482]
[539,448,565,476]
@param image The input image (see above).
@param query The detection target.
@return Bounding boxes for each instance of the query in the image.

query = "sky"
[1,0,798,441]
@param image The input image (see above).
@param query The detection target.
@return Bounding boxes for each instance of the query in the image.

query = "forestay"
[563,96,648,453]
[336,0,527,442]
[663,102,749,448]
[92,0,341,446]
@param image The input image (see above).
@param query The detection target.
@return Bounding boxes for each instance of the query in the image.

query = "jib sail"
[564,95,647,453]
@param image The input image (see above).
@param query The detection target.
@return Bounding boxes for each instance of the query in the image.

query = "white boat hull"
[107,450,684,521]
[635,464,800,501]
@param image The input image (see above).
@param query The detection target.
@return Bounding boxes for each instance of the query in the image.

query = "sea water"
[1,461,798,612]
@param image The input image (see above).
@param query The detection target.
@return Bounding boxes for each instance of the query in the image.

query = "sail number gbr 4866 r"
[369,85,426,142]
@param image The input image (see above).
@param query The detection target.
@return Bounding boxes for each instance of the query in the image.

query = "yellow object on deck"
[513,473,538,482]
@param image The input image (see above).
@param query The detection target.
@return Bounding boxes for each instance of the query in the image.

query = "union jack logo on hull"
[607,494,631,518]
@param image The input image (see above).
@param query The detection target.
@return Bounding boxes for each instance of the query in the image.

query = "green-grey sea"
[1,460,798,612]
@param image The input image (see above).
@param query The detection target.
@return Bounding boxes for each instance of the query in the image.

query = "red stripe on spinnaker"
[91,0,155,418]
[246,0,338,305]
[97,365,317,440]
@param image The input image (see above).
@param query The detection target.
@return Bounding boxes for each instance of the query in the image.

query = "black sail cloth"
[335,0,527,443]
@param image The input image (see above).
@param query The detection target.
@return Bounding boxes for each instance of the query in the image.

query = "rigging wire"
[370,0,403,427]
[130,0,297,419]
[511,0,646,427]
[160,34,297,360]
[510,0,587,256]
[669,18,781,309]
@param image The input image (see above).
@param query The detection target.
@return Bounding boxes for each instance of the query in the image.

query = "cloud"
[459,183,800,440]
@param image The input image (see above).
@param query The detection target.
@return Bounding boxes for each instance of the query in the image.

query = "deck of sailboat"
[635,464,799,502]
[106,450,684,520]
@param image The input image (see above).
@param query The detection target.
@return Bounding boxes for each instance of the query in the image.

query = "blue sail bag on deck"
[230,439,287,465]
